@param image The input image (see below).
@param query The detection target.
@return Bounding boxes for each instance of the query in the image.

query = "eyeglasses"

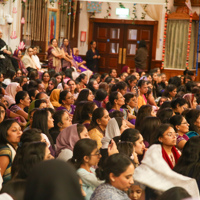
[90,150,101,156]
[181,122,189,125]
[164,132,178,137]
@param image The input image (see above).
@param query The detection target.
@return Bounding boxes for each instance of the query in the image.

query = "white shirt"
[32,54,41,69]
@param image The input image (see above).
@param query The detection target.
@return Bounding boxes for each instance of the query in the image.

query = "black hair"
[117,142,134,158]
[105,77,114,84]
[75,89,90,105]
[91,73,101,81]
[171,98,188,110]
[42,71,50,80]
[32,108,54,148]
[5,69,16,80]
[80,101,96,124]
[173,136,200,180]
[111,81,127,93]
[125,75,137,88]
[96,153,133,183]
[29,70,39,81]
[90,40,95,45]
[160,101,172,110]
[109,110,124,118]
[162,84,177,98]
[90,107,106,129]
[28,88,38,101]
[35,92,47,100]
[0,179,26,200]
[34,99,47,108]
[87,78,98,94]
[28,80,38,90]
[121,128,140,146]
[77,124,86,137]
[11,128,43,179]
[185,109,200,134]
[123,92,136,105]
[114,117,123,129]
[70,138,97,169]
[16,142,47,179]
[15,91,28,104]
[64,68,73,79]
[154,123,174,144]
[76,73,86,83]
[0,119,19,146]
[168,76,181,88]
[157,108,174,124]
[106,91,119,111]
[48,69,56,78]
[95,89,107,101]
[138,40,147,49]
[100,73,108,82]
[140,117,161,146]
[135,105,153,130]
[59,90,70,104]
[169,115,184,132]
[157,187,191,200]
[50,38,57,44]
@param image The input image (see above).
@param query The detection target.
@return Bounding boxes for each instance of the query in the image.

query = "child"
[128,184,143,200]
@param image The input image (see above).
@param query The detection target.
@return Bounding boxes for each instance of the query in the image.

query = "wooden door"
[123,24,153,71]
[90,19,157,74]
[93,23,124,74]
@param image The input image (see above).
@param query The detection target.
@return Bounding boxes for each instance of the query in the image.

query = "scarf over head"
[21,49,37,69]
[50,89,61,108]
[56,124,79,156]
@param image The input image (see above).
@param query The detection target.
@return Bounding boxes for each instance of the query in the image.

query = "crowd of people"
[0,32,200,200]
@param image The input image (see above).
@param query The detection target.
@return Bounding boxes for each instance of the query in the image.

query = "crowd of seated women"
[0,45,200,200]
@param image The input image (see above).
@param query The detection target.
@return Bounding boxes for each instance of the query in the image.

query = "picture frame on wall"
[46,8,59,51]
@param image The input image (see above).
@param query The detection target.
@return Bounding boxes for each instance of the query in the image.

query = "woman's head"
[125,75,137,88]
[108,91,125,108]
[183,93,197,109]
[155,124,177,147]
[0,119,22,148]
[111,82,127,96]
[16,69,22,77]
[71,138,99,169]
[185,109,200,133]
[53,110,71,131]
[121,128,145,155]
[29,70,39,81]
[76,73,87,85]
[96,153,134,191]
[109,69,117,78]
[87,78,99,94]
[15,91,30,107]
[91,107,110,129]
[80,101,97,123]
[67,79,76,92]
[140,117,161,146]
[170,115,189,134]
[157,108,174,124]
[59,90,74,105]
[0,102,6,123]
[138,80,148,95]
[124,92,137,108]
[50,38,58,47]
[164,84,177,98]
[171,97,188,114]
[54,73,63,84]
[76,89,94,104]
[95,89,108,102]
[42,72,50,83]
[48,77,58,91]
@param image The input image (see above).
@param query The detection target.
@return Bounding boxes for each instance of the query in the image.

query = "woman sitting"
[70,139,104,200]
[57,90,76,115]
[88,108,110,149]
[56,124,89,161]
[9,91,30,120]
[154,124,180,169]
[170,115,189,151]
[91,153,134,200]
[0,120,22,184]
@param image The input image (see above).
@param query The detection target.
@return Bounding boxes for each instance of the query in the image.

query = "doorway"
[89,19,158,74]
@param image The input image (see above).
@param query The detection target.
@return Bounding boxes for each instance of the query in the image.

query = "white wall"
[78,1,165,60]
[0,0,21,52]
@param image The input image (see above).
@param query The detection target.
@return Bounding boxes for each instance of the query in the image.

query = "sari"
[12,49,28,74]
[21,50,37,70]
[47,45,62,72]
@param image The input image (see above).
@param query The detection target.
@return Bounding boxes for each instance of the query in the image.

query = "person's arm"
[51,50,63,59]
[128,113,136,120]
[125,119,135,128]
[0,156,9,177]
[15,109,28,120]
[147,93,157,106]
[177,140,187,150]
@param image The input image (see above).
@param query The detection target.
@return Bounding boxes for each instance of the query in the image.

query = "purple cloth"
[93,99,102,107]
[83,123,90,131]
[56,105,76,114]
[177,134,189,145]
[73,55,89,72]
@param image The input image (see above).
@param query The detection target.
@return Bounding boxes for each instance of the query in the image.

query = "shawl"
[50,89,61,108]
[162,146,180,169]
[51,45,62,72]
[4,82,20,106]
[56,124,79,156]
[12,49,28,74]
[101,118,121,149]
[133,144,199,198]
[21,50,37,69]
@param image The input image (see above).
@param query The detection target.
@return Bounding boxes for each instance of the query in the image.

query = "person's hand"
[93,55,97,59]
[108,139,119,156]
[97,55,100,59]
[82,61,86,64]
[77,69,81,73]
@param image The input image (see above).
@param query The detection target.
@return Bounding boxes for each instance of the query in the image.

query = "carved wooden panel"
[109,58,118,68]
[97,27,108,39]
[140,30,151,41]
[99,57,106,67]
[174,0,200,6]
